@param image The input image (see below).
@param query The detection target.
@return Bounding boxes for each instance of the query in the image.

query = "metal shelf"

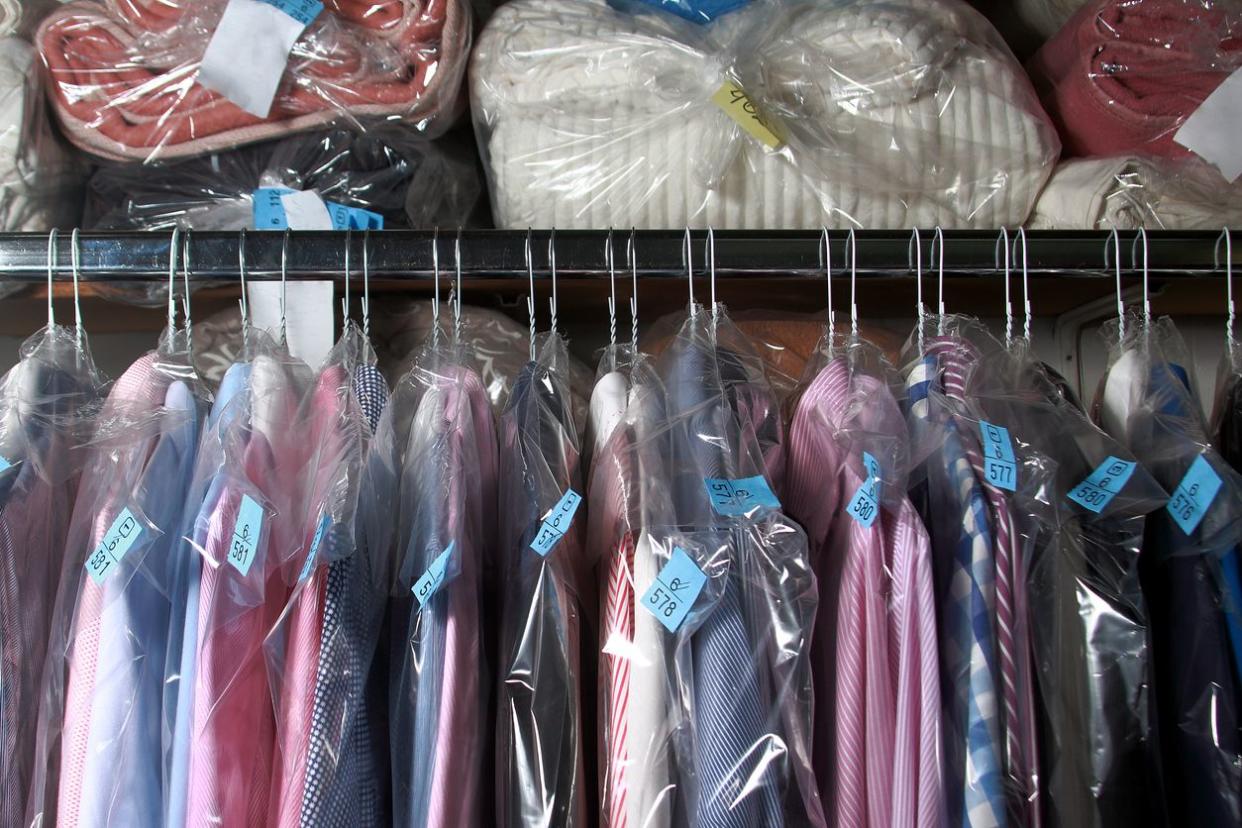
[0,229,1227,282]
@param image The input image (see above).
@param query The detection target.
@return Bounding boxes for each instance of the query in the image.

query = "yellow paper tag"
[711,80,786,150]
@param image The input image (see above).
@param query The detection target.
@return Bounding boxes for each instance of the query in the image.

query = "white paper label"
[279,190,333,230]
[1175,68,1242,183]
[249,281,335,367]
[199,0,321,119]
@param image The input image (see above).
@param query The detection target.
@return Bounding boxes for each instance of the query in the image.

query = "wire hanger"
[525,228,536,361]
[821,226,835,353]
[279,228,290,346]
[606,228,618,370]
[627,228,638,354]
[548,227,560,338]
[431,227,442,349]
[181,229,194,354]
[684,227,696,318]
[1219,227,1235,360]
[69,228,85,354]
[1015,227,1032,344]
[167,227,181,336]
[45,228,57,328]
[1105,228,1125,345]
[706,227,718,324]
[361,229,372,342]
[847,227,859,346]
[1130,228,1152,333]
[238,229,251,348]
[341,229,352,337]
[996,227,1012,348]
[453,227,464,344]
[931,226,946,335]
[910,228,925,355]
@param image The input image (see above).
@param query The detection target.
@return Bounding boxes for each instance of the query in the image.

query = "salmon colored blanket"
[37,0,470,161]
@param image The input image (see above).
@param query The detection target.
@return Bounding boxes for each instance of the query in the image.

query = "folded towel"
[36,0,471,162]
[471,0,1059,229]
[0,37,86,231]
[1028,156,1242,229]
[1028,0,1242,158]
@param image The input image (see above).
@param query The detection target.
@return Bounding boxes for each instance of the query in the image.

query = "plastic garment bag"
[1212,346,1242,473]
[634,307,823,826]
[265,324,389,826]
[784,334,941,828]
[949,320,1168,827]
[0,324,102,827]
[383,336,497,827]
[495,332,591,827]
[26,325,208,828]
[173,330,314,827]
[1095,315,1242,827]
[900,315,1049,828]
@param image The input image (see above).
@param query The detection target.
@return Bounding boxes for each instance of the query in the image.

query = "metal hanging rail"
[0,229,1226,281]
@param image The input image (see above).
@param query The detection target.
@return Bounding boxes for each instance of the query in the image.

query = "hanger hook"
[1015,227,1031,343]
[706,227,718,323]
[932,226,946,334]
[361,229,372,342]
[821,227,835,347]
[45,228,57,328]
[1219,228,1235,357]
[548,227,559,338]
[181,229,194,353]
[453,227,463,344]
[279,228,290,346]
[431,227,441,348]
[996,227,1012,347]
[238,230,251,346]
[909,229,925,354]
[847,227,859,344]
[525,228,536,361]
[1105,228,1125,345]
[606,228,617,352]
[341,228,352,337]
[168,227,180,334]
[628,227,638,354]
[1130,228,1151,332]
[69,228,84,353]
[683,228,695,317]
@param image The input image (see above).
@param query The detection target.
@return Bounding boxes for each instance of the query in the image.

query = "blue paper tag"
[326,202,384,230]
[703,475,781,516]
[0,456,11,473]
[412,541,456,607]
[529,489,583,557]
[84,507,144,586]
[979,421,1018,492]
[1167,454,1224,535]
[1067,456,1138,514]
[641,546,709,632]
[298,514,331,582]
[259,0,324,26]
[228,494,264,577]
[846,451,883,528]
[253,187,384,231]
[611,0,749,24]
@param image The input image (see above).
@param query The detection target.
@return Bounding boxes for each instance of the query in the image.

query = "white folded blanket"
[1027,156,1242,230]
[0,37,85,232]
[0,1,19,36]
[471,0,1059,229]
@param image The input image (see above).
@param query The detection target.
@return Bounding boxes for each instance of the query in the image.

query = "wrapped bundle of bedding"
[36,0,472,163]
[0,37,86,231]
[471,0,1060,229]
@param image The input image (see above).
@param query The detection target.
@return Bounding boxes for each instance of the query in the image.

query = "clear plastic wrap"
[1028,0,1242,160]
[470,0,1060,229]
[85,127,483,231]
[784,332,941,827]
[1212,341,1242,473]
[0,323,102,828]
[900,316,1052,828]
[598,306,824,825]
[0,37,87,232]
[264,324,388,826]
[1028,156,1242,229]
[495,331,592,827]
[941,320,1168,827]
[378,333,497,828]
[164,330,315,827]
[36,0,472,163]
[1094,314,1242,826]
[25,326,209,828]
